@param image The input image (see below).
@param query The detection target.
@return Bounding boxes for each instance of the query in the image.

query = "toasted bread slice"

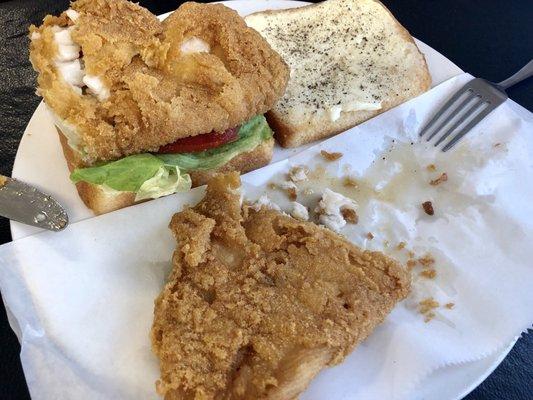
[151,172,411,399]
[58,128,274,215]
[246,0,431,148]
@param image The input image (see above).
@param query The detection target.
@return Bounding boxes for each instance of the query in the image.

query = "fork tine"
[434,98,486,147]
[442,106,494,151]
[425,91,476,141]
[419,88,471,137]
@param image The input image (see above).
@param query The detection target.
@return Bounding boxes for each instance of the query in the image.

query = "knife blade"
[0,175,68,232]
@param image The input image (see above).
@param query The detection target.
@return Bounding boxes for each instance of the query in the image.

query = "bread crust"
[57,128,274,215]
[246,0,431,148]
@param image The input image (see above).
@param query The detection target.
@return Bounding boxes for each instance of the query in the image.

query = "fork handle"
[497,59,533,90]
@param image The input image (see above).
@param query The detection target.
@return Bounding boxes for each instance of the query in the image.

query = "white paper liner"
[1,74,532,399]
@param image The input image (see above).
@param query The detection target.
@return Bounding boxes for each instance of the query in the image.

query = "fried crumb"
[419,297,439,315]
[418,254,435,267]
[406,259,417,270]
[419,269,437,279]
[430,173,448,186]
[321,150,343,161]
[303,188,314,195]
[152,172,411,399]
[426,164,436,172]
[343,176,358,188]
[287,187,297,201]
[407,250,415,259]
[396,241,406,250]
[289,166,309,182]
[341,208,358,224]
[272,181,298,200]
[494,143,501,148]
[0,176,7,188]
[315,189,357,232]
[445,302,455,309]
[366,232,374,240]
[422,201,434,215]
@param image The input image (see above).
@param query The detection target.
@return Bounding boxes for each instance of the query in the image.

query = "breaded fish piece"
[29,0,289,164]
[151,173,410,399]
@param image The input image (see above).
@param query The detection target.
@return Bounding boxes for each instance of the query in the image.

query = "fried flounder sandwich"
[29,0,289,214]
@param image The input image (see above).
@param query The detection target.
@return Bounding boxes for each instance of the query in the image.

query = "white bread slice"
[57,128,274,215]
[246,0,431,148]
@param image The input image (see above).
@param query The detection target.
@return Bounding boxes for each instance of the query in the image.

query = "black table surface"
[1,0,531,398]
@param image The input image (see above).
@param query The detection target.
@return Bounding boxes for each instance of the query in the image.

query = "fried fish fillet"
[151,173,410,399]
[29,0,289,164]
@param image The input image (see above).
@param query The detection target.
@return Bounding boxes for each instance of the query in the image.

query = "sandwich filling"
[70,115,273,201]
[51,12,110,101]
[29,0,289,165]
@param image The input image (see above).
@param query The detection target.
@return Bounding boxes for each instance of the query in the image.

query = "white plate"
[9,1,512,398]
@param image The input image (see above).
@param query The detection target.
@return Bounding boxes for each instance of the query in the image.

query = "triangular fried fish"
[152,173,410,399]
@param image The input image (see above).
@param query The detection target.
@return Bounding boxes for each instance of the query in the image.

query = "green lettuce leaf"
[71,154,164,192]
[70,115,271,199]
[135,166,192,201]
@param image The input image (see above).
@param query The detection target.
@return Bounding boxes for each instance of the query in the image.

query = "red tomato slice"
[157,126,239,154]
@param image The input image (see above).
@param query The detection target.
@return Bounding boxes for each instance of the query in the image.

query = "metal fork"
[420,59,533,151]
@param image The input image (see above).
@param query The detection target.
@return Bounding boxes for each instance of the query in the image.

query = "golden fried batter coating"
[152,173,410,399]
[29,0,289,164]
